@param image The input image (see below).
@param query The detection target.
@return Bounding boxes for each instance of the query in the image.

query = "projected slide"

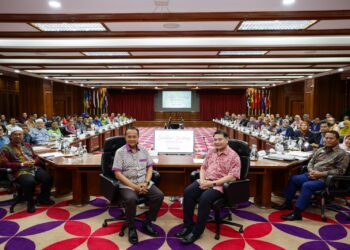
[154,129,194,154]
[162,91,192,109]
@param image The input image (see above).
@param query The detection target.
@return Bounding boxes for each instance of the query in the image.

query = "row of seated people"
[0,126,349,246]
[223,112,349,136]
[0,112,131,148]
[0,112,129,132]
[221,112,350,151]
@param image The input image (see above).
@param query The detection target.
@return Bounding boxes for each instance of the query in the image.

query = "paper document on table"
[193,158,204,164]
[39,152,64,158]
[286,151,313,158]
[32,146,48,151]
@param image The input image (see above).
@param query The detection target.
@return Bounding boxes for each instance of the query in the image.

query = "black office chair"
[190,139,250,240]
[59,126,70,136]
[0,167,26,213]
[313,155,350,221]
[100,136,160,237]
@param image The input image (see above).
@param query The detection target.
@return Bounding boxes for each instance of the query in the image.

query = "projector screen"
[154,129,194,154]
[162,91,192,109]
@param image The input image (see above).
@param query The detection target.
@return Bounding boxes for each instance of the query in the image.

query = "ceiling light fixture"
[80,84,84,87]
[219,51,267,56]
[31,23,106,32]
[65,80,68,83]
[83,52,130,56]
[338,68,344,72]
[91,86,95,89]
[239,20,316,30]
[308,75,313,78]
[44,76,48,79]
[282,0,295,5]
[48,0,61,8]
[14,69,20,73]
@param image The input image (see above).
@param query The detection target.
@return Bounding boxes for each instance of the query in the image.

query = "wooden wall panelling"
[0,77,20,118]
[314,74,348,120]
[19,75,45,117]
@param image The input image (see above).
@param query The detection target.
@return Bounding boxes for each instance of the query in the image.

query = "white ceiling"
[309,19,350,30]
[0,1,349,88]
[0,0,349,13]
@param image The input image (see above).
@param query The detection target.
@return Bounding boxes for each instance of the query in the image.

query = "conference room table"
[39,149,307,208]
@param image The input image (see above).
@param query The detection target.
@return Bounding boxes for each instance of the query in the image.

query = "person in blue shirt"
[276,119,295,138]
[0,125,10,148]
[29,119,50,145]
[310,117,321,132]
[92,116,102,127]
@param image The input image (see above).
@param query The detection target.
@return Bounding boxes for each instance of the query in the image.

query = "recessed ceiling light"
[107,65,141,68]
[80,83,84,87]
[282,0,295,5]
[122,87,126,89]
[209,65,243,68]
[65,80,68,83]
[91,86,95,89]
[273,83,276,86]
[287,80,291,83]
[219,51,267,56]
[308,75,313,78]
[239,20,316,30]
[338,68,344,72]
[262,86,266,89]
[222,88,230,90]
[48,0,61,8]
[44,76,48,79]
[83,52,130,56]
[14,69,20,73]
[155,87,159,89]
[163,23,180,29]
[31,23,106,32]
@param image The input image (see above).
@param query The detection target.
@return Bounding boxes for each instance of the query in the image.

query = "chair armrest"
[100,174,120,202]
[0,168,13,174]
[325,175,350,186]
[223,179,250,207]
[190,170,200,183]
[151,170,160,185]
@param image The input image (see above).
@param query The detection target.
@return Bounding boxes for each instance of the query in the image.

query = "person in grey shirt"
[112,127,164,245]
[275,130,349,221]
[29,119,50,144]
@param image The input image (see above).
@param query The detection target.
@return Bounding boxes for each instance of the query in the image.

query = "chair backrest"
[228,139,250,180]
[101,136,126,179]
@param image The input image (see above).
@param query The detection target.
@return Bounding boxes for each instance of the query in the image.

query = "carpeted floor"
[0,127,349,250]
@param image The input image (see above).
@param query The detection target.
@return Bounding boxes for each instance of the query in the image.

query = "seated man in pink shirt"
[176,130,241,244]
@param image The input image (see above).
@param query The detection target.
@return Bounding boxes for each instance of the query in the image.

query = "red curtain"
[107,90,155,121]
[199,90,246,121]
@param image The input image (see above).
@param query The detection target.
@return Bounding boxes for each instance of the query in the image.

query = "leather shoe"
[281,211,302,221]
[27,201,36,213]
[273,202,293,211]
[175,227,193,238]
[128,227,138,245]
[141,222,159,237]
[37,198,55,206]
[181,232,200,244]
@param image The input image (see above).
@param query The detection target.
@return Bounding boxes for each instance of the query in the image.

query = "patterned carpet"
[0,127,349,250]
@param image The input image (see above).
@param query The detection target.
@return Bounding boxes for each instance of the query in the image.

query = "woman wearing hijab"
[340,134,350,151]
[339,120,350,137]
